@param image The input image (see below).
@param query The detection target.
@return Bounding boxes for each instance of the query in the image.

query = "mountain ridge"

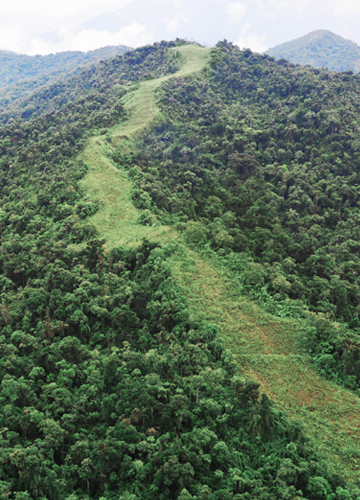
[0,44,132,120]
[82,41,360,482]
[1,39,360,498]
[78,41,360,483]
[265,29,360,72]
[0,45,132,88]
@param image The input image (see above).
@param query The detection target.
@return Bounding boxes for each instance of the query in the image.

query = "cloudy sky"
[1,0,360,55]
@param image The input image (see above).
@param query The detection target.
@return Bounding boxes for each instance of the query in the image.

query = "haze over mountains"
[0,44,131,125]
[266,29,360,73]
[0,45,131,89]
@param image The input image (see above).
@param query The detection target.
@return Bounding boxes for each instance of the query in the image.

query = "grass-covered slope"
[79,42,360,485]
[0,41,356,499]
[170,248,360,483]
[124,41,360,393]
[0,41,180,126]
[80,44,210,249]
[265,29,360,72]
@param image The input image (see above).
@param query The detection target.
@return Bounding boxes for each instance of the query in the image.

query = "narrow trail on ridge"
[80,44,209,249]
[79,44,360,482]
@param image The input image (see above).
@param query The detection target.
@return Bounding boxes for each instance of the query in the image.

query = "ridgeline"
[265,29,360,72]
[1,40,360,499]
[81,41,360,484]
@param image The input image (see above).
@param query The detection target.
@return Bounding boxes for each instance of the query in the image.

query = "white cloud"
[338,23,358,43]
[0,0,157,54]
[3,0,360,56]
[268,0,310,17]
[234,23,267,53]
[331,0,360,15]
[0,26,25,53]
[70,24,153,52]
[0,0,134,23]
[226,2,247,23]
[0,0,135,52]
[0,22,153,55]
[166,16,181,33]
[165,12,191,33]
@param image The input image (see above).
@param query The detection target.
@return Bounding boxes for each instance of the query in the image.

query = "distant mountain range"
[0,45,131,89]
[265,29,360,72]
[0,45,132,118]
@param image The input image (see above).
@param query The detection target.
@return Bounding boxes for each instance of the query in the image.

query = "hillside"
[0,42,181,126]
[0,45,131,89]
[81,42,360,484]
[265,29,360,72]
[1,40,360,499]
[0,45,131,118]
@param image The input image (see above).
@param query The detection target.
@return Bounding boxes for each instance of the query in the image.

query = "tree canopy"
[265,29,360,73]
[0,40,359,498]
[118,40,360,390]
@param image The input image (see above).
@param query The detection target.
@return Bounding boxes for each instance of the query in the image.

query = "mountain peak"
[265,29,360,72]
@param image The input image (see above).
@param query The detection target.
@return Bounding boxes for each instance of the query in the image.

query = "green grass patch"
[169,245,360,482]
[79,44,210,249]
[78,43,360,483]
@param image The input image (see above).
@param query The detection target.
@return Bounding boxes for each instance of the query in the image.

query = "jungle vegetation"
[0,46,132,89]
[0,41,181,126]
[0,39,360,499]
[123,40,360,392]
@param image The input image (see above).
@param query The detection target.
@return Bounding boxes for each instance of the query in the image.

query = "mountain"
[0,45,132,89]
[1,40,360,498]
[265,29,360,72]
[0,45,132,116]
[0,41,180,125]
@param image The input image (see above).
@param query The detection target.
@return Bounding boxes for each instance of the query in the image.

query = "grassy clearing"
[79,44,360,482]
[80,44,210,249]
[169,246,360,481]
[80,139,179,249]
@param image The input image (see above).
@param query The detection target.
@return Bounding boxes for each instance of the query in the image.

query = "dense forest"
[0,39,360,498]
[120,40,360,391]
[0,45,131,117]
[265,30,360,73]
[0,42,181,126]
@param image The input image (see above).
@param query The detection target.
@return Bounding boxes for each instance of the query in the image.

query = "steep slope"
[79,43,360,483]
[0,42,176,125]
[127,41,360,393]
[1,41,350,499]
[80,44,210,249]
[170,249,360,481]
[265,29,360,72]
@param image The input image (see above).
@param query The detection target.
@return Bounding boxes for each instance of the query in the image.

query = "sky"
[1,0,360,55]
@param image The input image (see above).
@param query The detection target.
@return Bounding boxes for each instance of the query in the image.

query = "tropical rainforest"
[1,37,360,499]
[0,46,131,89]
